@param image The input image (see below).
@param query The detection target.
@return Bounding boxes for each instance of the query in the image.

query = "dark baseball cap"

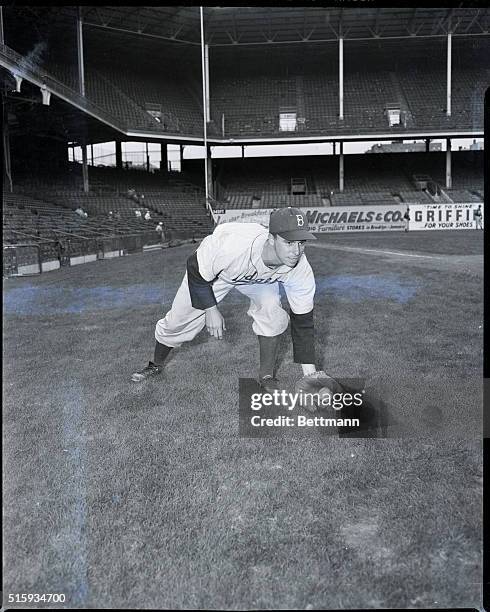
[269,207,317,241]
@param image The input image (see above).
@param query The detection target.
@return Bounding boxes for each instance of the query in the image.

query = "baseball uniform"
[154,222,316,363]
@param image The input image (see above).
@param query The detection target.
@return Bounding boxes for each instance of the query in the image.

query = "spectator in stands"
[155,221,166,244]
[128,188,137,201]
[109,211,114,220]
[139,194,145,205]
[55,239,66,266]
[403,207,410,232]
[115,211,121,220]
[75,206,87,219]
[144,210,151,221]
[135,209,142,220]
[474,205,483,230]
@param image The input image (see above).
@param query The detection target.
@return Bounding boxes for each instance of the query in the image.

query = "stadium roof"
[2,6,487,145]
[10,6,490,47]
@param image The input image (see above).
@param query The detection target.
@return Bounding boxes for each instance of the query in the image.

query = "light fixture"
[12,73,23,92]
[40,83,51,106]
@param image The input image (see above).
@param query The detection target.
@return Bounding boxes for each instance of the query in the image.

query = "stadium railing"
[3,243,42,276]
[3,231,161,277]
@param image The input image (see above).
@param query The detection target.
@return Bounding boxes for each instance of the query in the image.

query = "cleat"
[131,361,162,382]
[258,375,281,393]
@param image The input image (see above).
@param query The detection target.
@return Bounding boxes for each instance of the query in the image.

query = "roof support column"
[0,6,5,45]
[200,7,211,213]
[77,8,89,194]
[81,145,89,193]
[160,143,167,172]
[76,8,85,97]
[115,141,123,169]
[446,31,452,117]
[205,44,210,123]
[339,37,344,121]
[207,145,214,199]
[3,105,13,192]
[339,141,344,192]
[446,138,452,189]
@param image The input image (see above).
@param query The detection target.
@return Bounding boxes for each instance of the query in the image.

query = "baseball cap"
[269,207,317,241]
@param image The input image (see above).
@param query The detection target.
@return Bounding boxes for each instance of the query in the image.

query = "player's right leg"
[132,272,207,382]
[131,273,232,382]
[131,341,172,382]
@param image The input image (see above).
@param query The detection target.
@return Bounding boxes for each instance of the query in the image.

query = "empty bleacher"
[210,38,488,138]
[5,164,214,252]
[94,64,202,135]
[214,151,483,209]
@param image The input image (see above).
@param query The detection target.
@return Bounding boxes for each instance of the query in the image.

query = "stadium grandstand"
[1,6,487,275]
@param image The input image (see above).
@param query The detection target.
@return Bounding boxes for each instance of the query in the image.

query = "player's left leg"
[236,283,289,390]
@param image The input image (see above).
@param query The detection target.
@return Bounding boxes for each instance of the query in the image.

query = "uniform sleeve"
[186,251,217,310]
[195,233,222,281]
[282,257,316,364]
[185,233,223,310]
[281,257,316,315]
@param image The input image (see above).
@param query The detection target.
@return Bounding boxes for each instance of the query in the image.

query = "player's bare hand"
[205,306,226,339]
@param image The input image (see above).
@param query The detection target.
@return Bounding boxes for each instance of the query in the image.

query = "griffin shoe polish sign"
[408,203,483,231]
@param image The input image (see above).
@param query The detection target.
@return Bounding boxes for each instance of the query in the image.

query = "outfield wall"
[214,203,483,232]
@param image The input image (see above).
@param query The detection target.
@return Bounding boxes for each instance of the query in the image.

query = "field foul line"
[310,243,444,259]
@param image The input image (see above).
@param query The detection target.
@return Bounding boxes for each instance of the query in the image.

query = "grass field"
[3,229,483,609]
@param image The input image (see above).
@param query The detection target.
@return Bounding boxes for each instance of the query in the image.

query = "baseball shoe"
[258,375,281,392]
[131,361,162,382]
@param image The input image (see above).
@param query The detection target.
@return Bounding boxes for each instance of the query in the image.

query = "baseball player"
[132,207,331,393]
[403,207,410,232]
[474,205,483,230]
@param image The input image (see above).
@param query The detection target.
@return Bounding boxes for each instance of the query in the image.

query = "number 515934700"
[8,593,66,603]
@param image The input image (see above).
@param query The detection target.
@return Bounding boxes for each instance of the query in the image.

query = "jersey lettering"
[296,214,304,226]
[230,270,277,285]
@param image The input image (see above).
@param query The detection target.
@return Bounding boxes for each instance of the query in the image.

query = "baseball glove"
[295,370,345,412]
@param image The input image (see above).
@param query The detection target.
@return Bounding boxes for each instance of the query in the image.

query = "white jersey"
[196,222,315,314]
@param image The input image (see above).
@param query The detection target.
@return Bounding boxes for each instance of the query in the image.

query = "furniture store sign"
[215,203,481,233]
[215,206,405,233]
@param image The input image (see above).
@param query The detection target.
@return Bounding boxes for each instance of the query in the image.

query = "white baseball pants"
[155,273,289,347]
